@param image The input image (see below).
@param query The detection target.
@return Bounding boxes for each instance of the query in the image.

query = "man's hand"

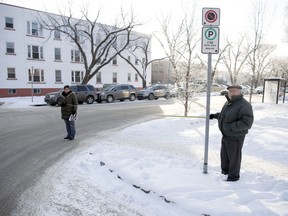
[209,114,215,119]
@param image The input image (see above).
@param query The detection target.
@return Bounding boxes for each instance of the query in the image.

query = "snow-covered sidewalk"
[2,95,288,216]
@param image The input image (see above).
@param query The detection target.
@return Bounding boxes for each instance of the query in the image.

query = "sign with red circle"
[202,8,220,26]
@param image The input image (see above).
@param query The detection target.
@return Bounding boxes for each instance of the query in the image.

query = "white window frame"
[71,70,84,83]
[128,73,131,82]
[112,72,117,83]
[7,67,16,79]
[27,21,43,36]
[55,70,62,82]
[6,42,15,54]
[96,72,102,83]
[5,17,14,29]
[71,50,83,63]
[54,48,61,61]
[28,68,44,82]
[112,56,117,65]
[27,45,44,59]
[54,30,61,39]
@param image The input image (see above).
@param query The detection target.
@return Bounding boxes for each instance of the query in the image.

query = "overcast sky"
[2,0,288,57]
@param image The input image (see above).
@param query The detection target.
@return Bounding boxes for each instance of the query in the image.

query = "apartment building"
[0,3,151,97]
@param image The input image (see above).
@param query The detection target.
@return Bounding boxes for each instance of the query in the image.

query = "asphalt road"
[0,99,172,216]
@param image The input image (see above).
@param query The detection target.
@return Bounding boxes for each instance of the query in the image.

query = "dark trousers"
[221,136,245,180]
[64,119,76,139]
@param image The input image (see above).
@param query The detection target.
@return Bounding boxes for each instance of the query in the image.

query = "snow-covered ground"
[1,95,288,216]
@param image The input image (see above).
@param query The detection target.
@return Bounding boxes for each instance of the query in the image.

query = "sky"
[1,94,288,215]
[2,0,288,58]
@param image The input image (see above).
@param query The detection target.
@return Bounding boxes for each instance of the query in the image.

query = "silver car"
[137,85,171,100]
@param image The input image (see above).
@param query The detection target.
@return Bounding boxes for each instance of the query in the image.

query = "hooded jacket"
[59,90,78,120]
[216,95,254,139]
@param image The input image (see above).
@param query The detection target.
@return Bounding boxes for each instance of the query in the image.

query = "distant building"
[0,3,150,97]
[151,59,171,84]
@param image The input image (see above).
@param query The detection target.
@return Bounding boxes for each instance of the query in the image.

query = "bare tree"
[247,0,273,102]
[119,35,166,88]
[157,6,200,116]
[222,36,252,85]
[211,43,230,83]
[38,5,139,84]
[269,57,288,78]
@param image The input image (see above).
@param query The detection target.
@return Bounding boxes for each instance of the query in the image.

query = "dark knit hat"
[63,85,70,89]
[227,85,242,90]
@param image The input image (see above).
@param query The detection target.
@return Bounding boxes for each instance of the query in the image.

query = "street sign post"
[202,8,220,174]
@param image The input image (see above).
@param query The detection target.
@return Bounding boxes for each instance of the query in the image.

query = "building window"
[33,89,41,94]
[55,48,61,61]
[28,68,44,82]
[127,56,131,62]
[8,89,16,94]
[128,73,131,82]
[7,68,16,79]
[135,58,139,65]
[71,50,83,62]
[27,45,44,59]
[54,30,61,39]
[112,56,117,65]
[112,72,117,83]
[135,74,138,82]
[55,70,62,82]
[71,70,84,83]
[5,17,14,29]
[96,72,101,83]
[6,42,15,54]
[27,21,43,36]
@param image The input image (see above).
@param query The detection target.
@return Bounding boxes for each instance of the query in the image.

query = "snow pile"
[4,95,288,216]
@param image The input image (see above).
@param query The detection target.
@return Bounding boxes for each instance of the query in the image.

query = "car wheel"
[49,102,57,106]
[148,93,154,100]
[86,96,94,104]
[129,94,136,101]
[107,95,114,103]
[165,93,170,99]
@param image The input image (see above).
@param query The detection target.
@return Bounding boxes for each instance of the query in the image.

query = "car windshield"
[105,86,116,91]
[144,86,153,90]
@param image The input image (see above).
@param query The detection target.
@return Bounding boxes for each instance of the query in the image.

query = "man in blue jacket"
[210,85,254,181]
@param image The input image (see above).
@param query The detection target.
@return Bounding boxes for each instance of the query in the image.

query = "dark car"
[44,84,97,106]
[96,84,137,103]
[137,85,171,100]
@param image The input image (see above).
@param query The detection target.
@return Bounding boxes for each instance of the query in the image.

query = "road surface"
[0,100,173,216]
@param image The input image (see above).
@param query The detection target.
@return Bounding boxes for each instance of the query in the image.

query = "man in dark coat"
[58,85,78,140]
[210,85,254,181]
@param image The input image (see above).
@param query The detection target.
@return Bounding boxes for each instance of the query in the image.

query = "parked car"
[44,84,97,106]
[137,85,171,100]
[96,84,137,103]
[255,86,263,94]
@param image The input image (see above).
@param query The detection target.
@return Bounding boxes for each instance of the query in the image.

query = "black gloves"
[209,113,219,119]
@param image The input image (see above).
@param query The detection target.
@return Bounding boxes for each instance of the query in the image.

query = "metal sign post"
[201,8,220,174]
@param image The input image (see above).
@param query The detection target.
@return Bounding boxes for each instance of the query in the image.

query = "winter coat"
[59,90,78,120]
[216,95,254,139]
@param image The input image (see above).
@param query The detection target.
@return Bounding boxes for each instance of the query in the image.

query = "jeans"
[64,118,76,139]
